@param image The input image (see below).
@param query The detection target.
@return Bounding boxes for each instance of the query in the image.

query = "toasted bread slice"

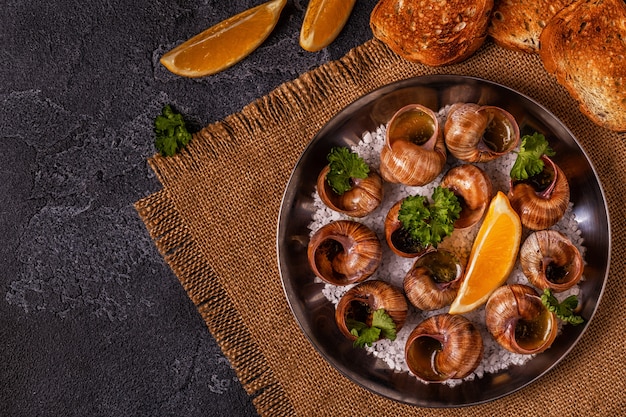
[488,0,575,53]
[370,0,494,66]
[539,0,626,132]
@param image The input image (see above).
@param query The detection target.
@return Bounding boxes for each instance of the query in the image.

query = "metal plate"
[276,75,610,407]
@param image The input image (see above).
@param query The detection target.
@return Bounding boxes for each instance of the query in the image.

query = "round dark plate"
[276,75,610,407]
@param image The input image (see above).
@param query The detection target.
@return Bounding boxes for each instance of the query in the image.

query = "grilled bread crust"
[370,0,495,66]
[539,0,626,132]
[488,0,576,53]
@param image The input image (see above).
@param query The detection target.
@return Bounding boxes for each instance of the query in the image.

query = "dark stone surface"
[1,1,377,415]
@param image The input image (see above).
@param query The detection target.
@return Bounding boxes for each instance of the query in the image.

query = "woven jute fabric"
[135,39,626,416]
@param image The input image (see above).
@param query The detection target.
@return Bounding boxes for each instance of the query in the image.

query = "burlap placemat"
[135,38,625,416]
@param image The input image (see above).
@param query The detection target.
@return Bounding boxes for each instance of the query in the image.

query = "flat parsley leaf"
[371,308,397,341]
[540,288,584,325]
[350,326,380,348]
[510,132,556,180]
[348,308,397,348]
[325,147,369,195]
[397,187,461,247]
[154,104,192,157]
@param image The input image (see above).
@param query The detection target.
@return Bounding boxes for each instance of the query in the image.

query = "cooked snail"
[384,198,429,258]
[520,230,584,292]
[508,155,570,230]
[316,155,383,218]
[335,280,408,342]
[403,249,463,311]
[380,104,447,186]
[485,284,558,354]
[405,314,483,382]
[440,164,493,229]
[307,220,382,286]
[444,103,520,162]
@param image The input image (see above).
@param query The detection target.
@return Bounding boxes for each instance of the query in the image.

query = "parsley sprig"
[397,186,461,247]
[510,132,555,180]
[154,104,192,157]
[540,288,584,325]
[325,147,370,195]
[347,308,397,348]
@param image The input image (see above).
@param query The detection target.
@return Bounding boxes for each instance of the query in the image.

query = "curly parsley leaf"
[325,147,370,195]
[154,104,192,157]
[348,309,397,348]
[510,132,556,180]
[540,288,584,325]
[398,187,461,247]
[398,195,430,240]
[429,186,462,243]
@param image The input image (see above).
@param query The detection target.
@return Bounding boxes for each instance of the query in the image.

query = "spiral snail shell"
[485,284,558,354]
[520,230,584,292]
[384,198,430,258]
[444,103,520,162]
[405,314,483,382]
[508,155,570,230]
[335,280,408,342]
[403,249,463,311]
[380,104,447,186]
[316,165,383,218]
[307,220,382,286]
[440,164,493,229]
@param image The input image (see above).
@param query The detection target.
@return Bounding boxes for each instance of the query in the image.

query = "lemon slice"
[160,0,287,77]
[448,192,522,314]
[300,0,356,52]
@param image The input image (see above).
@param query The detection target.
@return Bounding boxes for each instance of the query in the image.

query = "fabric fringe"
[134,191,296,416]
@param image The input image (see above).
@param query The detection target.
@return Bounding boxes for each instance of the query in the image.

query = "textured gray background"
[1,1,377,415]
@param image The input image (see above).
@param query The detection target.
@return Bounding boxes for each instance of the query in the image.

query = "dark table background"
[1,1,378,415]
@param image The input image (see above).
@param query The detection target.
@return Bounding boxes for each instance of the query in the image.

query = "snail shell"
[384,198,430,258]
[440,164,493,229]
[444,103,520,162]
[405,314,483,382]
[335,280,408,342]
[403,249,463,311]
[307,220,382,286]
[520,230,584,292]
[485,284,558,354]
[508,155,570,230]
[380,104,447,186]
[316,165,383,218]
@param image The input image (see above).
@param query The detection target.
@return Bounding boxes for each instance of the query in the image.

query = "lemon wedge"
[160,0,287,77]
[449,192,522,314]
[300,0,356,52]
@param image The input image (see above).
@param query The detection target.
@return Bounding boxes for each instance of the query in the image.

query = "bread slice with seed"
[488,0,576,53]
[370,0,495,66]
[539,0,626,132]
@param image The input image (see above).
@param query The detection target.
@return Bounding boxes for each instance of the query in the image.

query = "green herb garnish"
[154,104,192,156]
[348,308,397,348]
[397,186,461,247]
[325,147,370,195]
[540,288,584,325]
[510,132,556,180]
